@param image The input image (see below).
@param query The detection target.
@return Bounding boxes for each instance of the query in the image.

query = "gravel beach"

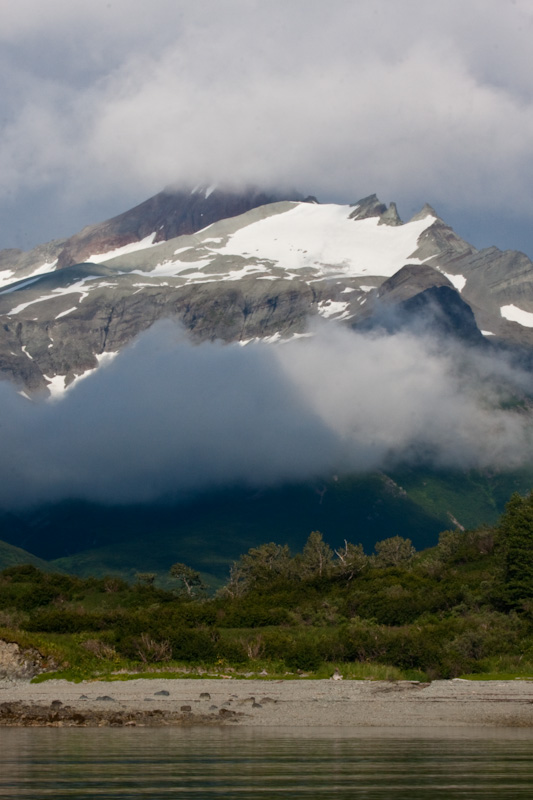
[1,678,533,727]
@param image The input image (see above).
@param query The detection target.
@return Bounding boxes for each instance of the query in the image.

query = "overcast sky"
[2,0,533,256]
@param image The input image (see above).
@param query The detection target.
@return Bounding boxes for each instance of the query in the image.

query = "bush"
[284,640,322,672]
[168,627,218,662]
[28,608,118,633]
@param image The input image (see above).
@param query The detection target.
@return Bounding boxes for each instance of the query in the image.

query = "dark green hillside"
[46,474,446,583]
[2,468,533,586]
[0,539,55,573]
[389,466,533,529]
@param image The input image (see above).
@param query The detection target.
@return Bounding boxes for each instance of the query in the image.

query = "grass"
[31,660,430,684]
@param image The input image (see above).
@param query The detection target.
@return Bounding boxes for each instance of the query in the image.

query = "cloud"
[0,320,531,509]
[2,1,533,249]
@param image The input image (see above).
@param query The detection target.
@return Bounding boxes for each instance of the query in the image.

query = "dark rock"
[348,194,387,221]
[240,697,256,705]
[180,705,192,712]
[154,690,170,696]
[95,696,115,702]
[199,692,211,699]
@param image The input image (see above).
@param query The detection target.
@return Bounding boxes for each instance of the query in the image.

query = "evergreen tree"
[497,492,533,607]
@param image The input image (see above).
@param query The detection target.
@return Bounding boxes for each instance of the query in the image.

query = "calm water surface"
[0,727,532,798]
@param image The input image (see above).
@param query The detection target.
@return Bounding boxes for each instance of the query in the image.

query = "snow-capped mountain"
[1,186,533,395]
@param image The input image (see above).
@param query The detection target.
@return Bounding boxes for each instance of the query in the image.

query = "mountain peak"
[348,194,387,221]
[409,203,439,222]
[349,195,403,226]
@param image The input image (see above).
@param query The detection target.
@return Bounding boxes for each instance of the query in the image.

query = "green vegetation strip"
[2,490,533,683]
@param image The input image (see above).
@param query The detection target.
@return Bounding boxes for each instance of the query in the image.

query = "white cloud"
[0,321,531,508]
[2,1,533,246]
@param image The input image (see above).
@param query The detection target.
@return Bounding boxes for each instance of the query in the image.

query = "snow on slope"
[0,260,58,291]
[6,277,98,316]
[216,203,435,278]
[87,233,158,264]
[108,202,437,285]
[500,304,533,328]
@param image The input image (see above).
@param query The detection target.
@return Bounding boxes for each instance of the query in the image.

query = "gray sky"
[2,0,533,255]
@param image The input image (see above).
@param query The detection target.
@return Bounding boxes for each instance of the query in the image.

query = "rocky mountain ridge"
[1,186,533,395]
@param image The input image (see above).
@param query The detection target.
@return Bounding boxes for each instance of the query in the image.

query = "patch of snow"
[0,276,43,295]
[442,271,466,292]
[0,270,15,290]
[205,184,217,198]
[132,281,170,287]
[481,330,495,336]
[239,331,314,347]
[7,277,99,315]
[173,246,192,256]
[33,259,58,275]
[88,233,158,264]
[500,304,533,328]
[55,306,78,319]
[359,285,375,292]
[262,332,282,344]
[218,203,435,279]
[133,258,213,279]
[21,346,33,360]
[220,265,268,281]
[317,300,352,320]
[0,259,59,291]
[341,287,356,294]
[318,300,349,319]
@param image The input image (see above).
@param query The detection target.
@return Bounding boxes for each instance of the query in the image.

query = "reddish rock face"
[55,186,306,269]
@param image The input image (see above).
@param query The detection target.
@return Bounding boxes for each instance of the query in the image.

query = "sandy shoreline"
[1,677,533,728]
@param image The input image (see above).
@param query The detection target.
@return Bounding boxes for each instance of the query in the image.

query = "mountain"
[1,186,533,394]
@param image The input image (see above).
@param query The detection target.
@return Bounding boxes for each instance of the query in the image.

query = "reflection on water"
[0,726,532,799]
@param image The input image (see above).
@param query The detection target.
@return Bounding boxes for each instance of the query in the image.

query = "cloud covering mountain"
[2,1,533,255]
[0,320,531,509]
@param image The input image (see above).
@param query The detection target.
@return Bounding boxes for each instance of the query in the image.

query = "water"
[0,727,532,798]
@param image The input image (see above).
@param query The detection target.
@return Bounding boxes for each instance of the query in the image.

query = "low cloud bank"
[0,321,532,508]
